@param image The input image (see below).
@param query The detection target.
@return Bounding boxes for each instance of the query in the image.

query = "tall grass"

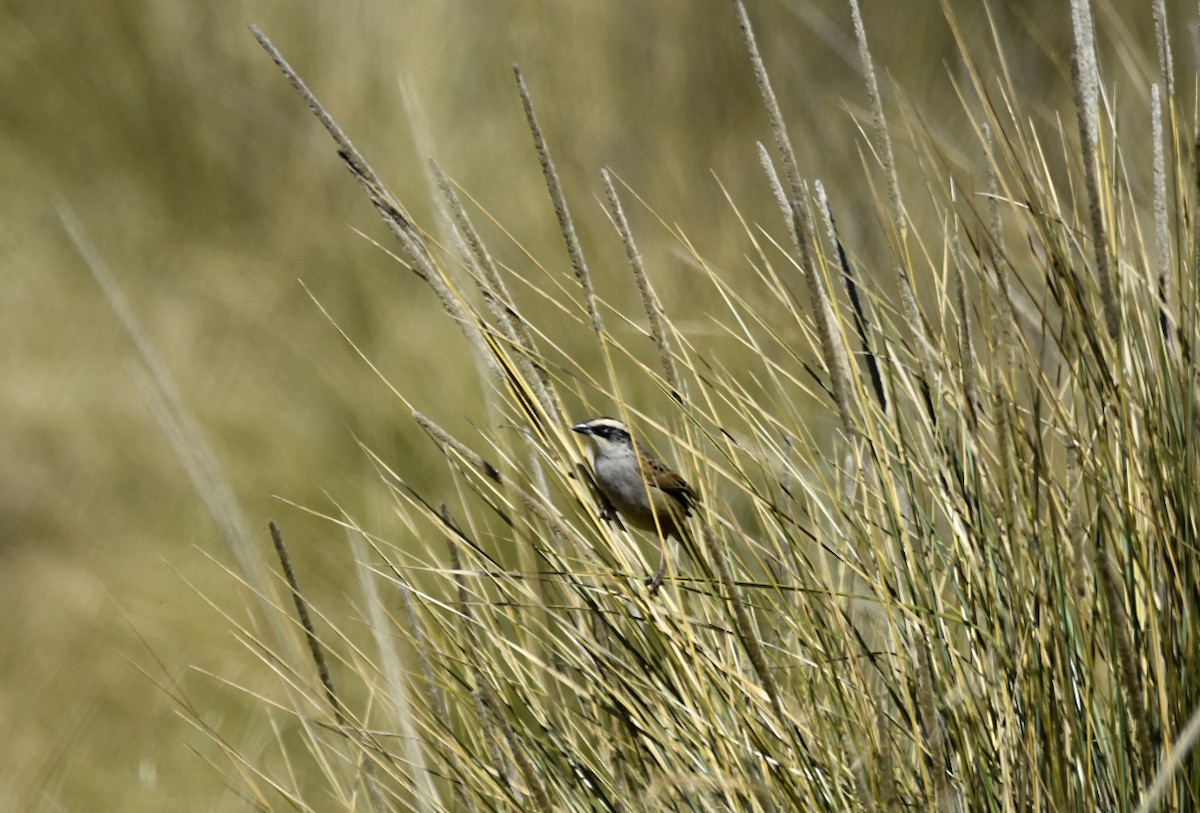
[187,1,1198,809]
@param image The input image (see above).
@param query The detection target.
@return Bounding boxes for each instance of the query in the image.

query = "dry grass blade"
[847,0,904,237]
[269,521,345,726]
[252,26,501,382]
[514,65,603,339]
[1151,86,1174,352]
[60,205,304,674]
[1069,0,1119,341]
[1151,0,1175,98]
[601,169,681,395]
[432,160,561,419]
[734,2,856,434]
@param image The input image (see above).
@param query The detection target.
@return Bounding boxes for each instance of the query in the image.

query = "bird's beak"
[571,422,592,436]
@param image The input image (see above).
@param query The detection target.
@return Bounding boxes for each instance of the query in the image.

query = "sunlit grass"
[170,2,1200,810]
[5,1,1198,810]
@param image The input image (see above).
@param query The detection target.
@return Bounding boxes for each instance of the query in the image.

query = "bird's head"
[571,417,634,457]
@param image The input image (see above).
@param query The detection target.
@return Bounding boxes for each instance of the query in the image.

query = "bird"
[571,417,697,595]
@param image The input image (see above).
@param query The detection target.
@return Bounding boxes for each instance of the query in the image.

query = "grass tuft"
[161,4,1200,810]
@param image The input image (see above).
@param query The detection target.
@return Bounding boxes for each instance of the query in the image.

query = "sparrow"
[571,417,697,595]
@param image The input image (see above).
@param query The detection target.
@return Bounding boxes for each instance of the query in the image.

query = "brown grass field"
[2,1,1196,809]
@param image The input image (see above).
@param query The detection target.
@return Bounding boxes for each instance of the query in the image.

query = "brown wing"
[637,451,698,516]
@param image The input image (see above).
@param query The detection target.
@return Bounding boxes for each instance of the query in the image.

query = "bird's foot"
[645,570,664,597]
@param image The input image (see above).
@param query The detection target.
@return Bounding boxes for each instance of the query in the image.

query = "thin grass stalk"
[847,0,940,409]
[249,26,399,230]
[953,236,980,432]
[980,122,1017,370]
[412,411,591,561]
[699,530,790,736]
[733,2,857,434]
[1093,508,1153,778]
[848,737,878,813]
[493,421,573,716]
[350,529,441,812]
[1066,443,1090,614]
[1069,0,1120,342]
[817,181,887,413]
[1151,0,1175,99]
[847,0,903,237]
[432,159,561,419]
[733,0,803,202]
[445,535,523,803]
[795,189,858,435]
[514,65,603,338]
[395,572,450,726]
[269,521,347,726]
[414,411,500,483]
[873,698,898,811]
[1193,132,1200,351]
[61,209,308,674]
[915,640,948,810]
[252,27,502,382]
[385,547,476,813]
[269,524,391,811]
[352,164,505,382]
[758,142,799,249]
[981,122,1005,260]
[1151,86,1175,353]
[1135,701,1200,813]
[434,496,575,808]
[601,169,682,395]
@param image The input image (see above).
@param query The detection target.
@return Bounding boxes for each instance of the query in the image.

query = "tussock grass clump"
[192,3,1197,810]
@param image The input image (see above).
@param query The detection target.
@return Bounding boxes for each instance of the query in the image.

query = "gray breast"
[593,452,656,529]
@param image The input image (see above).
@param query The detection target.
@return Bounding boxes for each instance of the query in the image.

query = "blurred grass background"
[0,0,1184,808]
